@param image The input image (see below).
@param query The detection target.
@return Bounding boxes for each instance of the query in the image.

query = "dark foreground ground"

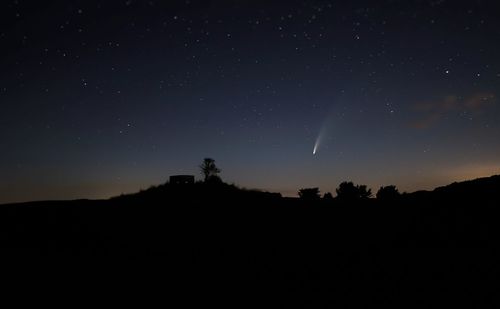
[1,176,499,305]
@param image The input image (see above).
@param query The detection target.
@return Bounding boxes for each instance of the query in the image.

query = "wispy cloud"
[410,92,495,129]
[463,93,495,110]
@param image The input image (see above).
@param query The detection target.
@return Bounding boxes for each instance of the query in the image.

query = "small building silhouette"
[169,175,195,185]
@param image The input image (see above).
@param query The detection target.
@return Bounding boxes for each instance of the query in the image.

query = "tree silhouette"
[336,182,358,200]
[357,185,372,200]
[336,181,372,201]
[376,185,400,201]
[200,158,221,182]
[298,188,320,200]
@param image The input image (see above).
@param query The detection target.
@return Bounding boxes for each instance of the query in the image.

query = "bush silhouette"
[336,181,372,201]
[200,158,221,182]
[376,185,400,201]
[298,188,320,200]
[323,192,334,200]
[206,174,223,184]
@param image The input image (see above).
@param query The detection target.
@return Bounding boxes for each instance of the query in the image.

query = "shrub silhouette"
[206,174,223,184]
[336,181,372,201]
[200,158,221,182]
[298,188,320,200]
[323,192,334,200]
[376,185,400,201]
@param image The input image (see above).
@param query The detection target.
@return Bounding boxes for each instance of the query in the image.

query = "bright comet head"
[312,135,321,155]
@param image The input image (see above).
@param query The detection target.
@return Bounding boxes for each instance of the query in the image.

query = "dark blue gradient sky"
[1,0,500,203]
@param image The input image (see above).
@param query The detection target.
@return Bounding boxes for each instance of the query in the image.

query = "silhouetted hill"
[111,180,283,205]
[1,175,500,251]
[1,175,500,305]
[403,174,500,202]
[433,174,500,200]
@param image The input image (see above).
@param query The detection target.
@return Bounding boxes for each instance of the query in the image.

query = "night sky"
[2,0,500,203]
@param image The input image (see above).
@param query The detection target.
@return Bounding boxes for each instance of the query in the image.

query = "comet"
[312,103,341,155]
[312,128,324,155]
[312,135,321,155]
